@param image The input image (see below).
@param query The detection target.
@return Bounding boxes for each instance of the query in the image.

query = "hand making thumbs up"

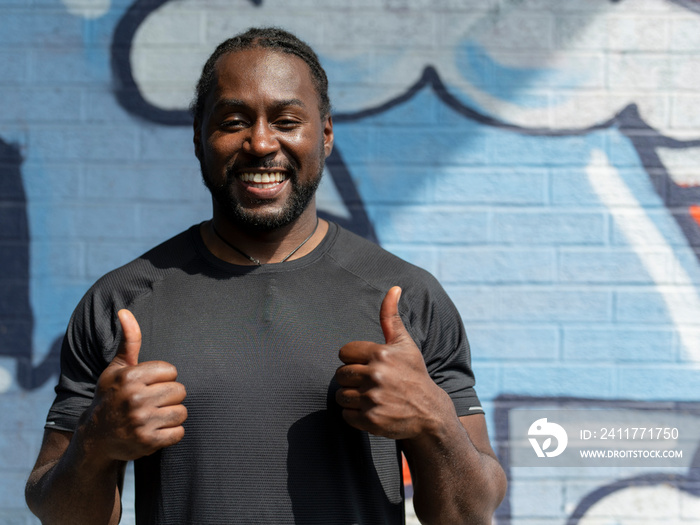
[82,309,187,462]
[110,309,142,367]
[334,287,453,440]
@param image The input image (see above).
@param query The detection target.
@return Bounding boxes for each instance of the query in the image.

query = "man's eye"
[275,119,300,129]
[221,119,247,129]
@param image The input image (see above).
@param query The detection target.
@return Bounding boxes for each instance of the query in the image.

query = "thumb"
[380,286,410,345]
[112,309,142,367]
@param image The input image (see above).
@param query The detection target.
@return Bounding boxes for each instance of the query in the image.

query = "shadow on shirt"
[286,383,404,523]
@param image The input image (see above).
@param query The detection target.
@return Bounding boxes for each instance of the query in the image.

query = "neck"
[203,210,327,265]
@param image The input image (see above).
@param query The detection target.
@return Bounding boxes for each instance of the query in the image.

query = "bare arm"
[335,287,506,524]
[26,310,187,525]
[402,413,506,525]
[26,429,123,525]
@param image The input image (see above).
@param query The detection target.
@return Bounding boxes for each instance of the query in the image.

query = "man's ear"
[323,115,334,158]
[193,117,203,161]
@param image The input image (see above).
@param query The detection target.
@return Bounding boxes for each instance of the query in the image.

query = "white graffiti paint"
[586,148,700,360]
[130,0,700,138]
[0,366,11,394]
[577,484,700,524]
[316,167,351,220]
[62,0,111,19]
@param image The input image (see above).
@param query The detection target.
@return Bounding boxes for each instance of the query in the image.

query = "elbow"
[471,458,507,523]
[25,466,51,522]
[489,460,508,512]
[412,462,507,525]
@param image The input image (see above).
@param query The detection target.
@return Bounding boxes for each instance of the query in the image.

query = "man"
[26,27,506,524]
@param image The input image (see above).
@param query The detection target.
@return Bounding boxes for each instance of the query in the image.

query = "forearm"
[26,428,123,525]
[402,407,506,525]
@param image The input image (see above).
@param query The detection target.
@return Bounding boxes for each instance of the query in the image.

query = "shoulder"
[327,225,469,366]
[327,224,444,296]
[325,224,457,332]
[89,226,199,305]
[67,226,202,351]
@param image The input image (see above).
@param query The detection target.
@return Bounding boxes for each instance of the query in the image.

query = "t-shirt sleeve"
[44,227,196,433]
[45,287,120,433]
[402,275,483,417]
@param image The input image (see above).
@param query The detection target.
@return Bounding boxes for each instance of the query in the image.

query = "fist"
[84,309,187,461]
[334,287,451,440]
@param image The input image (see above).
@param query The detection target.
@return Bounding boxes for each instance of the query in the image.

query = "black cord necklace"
[210,217,320,265]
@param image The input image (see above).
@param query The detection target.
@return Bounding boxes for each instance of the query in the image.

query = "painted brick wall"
[1,1,700,523]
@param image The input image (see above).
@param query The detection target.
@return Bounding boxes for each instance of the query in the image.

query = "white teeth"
[240,172,285,185]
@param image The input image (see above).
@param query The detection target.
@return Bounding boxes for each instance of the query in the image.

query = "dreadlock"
[190,27,331,122]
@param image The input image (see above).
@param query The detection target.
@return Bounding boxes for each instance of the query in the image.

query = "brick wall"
[1,1,699,523]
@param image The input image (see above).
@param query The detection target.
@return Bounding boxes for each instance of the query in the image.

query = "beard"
[200,153,324,233]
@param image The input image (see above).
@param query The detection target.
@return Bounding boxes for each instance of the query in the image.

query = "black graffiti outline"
[111,0,700,255]
[670,0,700,14]
[0,138,64,390]
[565,469,700,525]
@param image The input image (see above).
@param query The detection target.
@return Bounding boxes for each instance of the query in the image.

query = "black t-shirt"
[47,222,482,524]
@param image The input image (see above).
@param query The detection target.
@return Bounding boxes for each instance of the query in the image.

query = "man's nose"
[243,120,279,157]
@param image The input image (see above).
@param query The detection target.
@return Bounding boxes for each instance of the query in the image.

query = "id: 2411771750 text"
[580,427,679,440]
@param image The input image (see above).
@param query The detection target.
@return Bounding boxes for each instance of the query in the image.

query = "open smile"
[239,171,287,190]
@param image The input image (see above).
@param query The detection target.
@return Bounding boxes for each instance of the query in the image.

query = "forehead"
[210,48,319,111]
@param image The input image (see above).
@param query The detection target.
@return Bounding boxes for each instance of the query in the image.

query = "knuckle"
[119,366,138,381]
[114,392,142,417]
[174,405,188,424]
[128,407,150,428]
[172,383,187,401]
[132,426,153,446]
[178,382,187,396]
[170,426,186,445]
[158,427,185,450]
[368,367,384,385]
[164,362,179,376]
[375,347,392,362]
[112,368,139,389]
[364,408,382,427]
[337,368,354,384]
[127,390,145,407]
[365,388,382,406]
[336,389,354,406]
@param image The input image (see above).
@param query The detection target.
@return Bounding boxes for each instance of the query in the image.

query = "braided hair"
[190,27,331,121]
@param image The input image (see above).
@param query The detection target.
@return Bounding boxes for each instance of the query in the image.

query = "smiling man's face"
[194,47,334,232]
